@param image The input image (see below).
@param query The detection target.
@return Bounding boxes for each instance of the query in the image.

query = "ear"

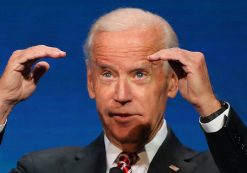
[86,62,96,99]
[167,71,178,98]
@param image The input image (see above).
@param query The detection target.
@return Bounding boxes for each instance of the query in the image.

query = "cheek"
[93,74,113,95]
[135,75,168,104]
[135,79,168,120]
[93,78,119,115]
[143,89,166,114]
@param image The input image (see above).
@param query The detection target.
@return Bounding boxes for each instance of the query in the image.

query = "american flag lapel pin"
[169,164,180,172]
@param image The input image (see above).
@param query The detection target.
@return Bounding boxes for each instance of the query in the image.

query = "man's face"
[87,27,178,150]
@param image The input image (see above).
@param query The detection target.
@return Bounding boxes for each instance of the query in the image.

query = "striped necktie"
[116,152,139,173]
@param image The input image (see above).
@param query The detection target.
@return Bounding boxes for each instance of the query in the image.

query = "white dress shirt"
[0,120,7,132]
[104,120,168,173]
[199,102,230,133]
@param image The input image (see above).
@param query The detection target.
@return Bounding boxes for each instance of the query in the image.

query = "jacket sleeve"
[9,155,33,173]
[204,108,247,173]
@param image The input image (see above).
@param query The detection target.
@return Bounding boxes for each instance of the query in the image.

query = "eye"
[135,71,145,79]
[102,71,113,78]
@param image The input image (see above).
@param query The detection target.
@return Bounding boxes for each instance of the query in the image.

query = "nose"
[113,77,132,105]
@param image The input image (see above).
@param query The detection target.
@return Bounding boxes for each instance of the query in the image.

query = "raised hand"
[0,45,66,123]
[148,48,221,116]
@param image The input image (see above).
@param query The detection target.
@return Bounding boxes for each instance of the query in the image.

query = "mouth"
[109,113,135,117]
[109,112,139,123]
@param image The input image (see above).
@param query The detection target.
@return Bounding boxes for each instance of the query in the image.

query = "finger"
[168,60,187,79]
[32,61,50,84]
[20,59,37,78]
[148,49,190,77]
[148,48,203,74]
[12,45,66,64]
[147,48,191,66]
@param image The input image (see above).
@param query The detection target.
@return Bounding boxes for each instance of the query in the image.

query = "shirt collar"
[145,119,168,162]
[104,119,168,170]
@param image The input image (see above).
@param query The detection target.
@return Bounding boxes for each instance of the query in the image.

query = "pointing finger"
[10,45,66,64]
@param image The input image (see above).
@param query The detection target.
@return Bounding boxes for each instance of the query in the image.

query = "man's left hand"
[148,48,221,117]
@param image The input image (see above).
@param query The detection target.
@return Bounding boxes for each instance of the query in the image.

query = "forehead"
[91,27,164,69]
[94,27,162,46]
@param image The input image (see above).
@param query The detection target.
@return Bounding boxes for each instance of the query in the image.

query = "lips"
[109,113,137,124]
[108,110,141,124]
[109,113,135,117]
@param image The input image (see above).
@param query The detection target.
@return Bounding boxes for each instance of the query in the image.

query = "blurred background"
[0,0,247,171]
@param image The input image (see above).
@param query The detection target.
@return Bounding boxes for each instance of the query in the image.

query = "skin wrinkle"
[91,27,165,59]
[93,47,157,59]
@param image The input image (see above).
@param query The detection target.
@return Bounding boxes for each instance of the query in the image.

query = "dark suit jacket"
[9,128,219,173]
[204,108,247,173]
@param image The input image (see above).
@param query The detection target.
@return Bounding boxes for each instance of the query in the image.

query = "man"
[0,8,246,173]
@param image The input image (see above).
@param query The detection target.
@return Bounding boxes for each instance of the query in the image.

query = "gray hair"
[83,8,178,62]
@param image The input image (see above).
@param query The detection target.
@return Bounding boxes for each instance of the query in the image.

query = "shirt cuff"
[0,119,7,133]
[200,102,230,133]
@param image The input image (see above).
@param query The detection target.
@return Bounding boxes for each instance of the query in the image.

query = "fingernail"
[58,51,66,55]
[148,55,158,60]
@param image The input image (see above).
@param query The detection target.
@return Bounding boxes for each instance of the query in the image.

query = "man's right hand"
[0,45,66,124]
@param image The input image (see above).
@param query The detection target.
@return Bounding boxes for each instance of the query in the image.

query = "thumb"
[32,61,50,84]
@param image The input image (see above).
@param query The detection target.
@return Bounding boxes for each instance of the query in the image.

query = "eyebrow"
[92,61,116,70]
[92,60,153,72]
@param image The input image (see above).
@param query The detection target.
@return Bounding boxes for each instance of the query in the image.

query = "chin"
[108,123,151,146]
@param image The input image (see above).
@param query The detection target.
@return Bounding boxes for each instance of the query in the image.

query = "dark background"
[0,0,247,171]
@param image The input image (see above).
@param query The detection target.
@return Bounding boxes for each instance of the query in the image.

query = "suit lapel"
[148,128,198,173]
[62,134,106,173]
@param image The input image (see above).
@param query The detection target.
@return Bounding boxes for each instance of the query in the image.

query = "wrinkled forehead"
[91,27,164,55]
[90,55,164,73]
[92,28,163,60]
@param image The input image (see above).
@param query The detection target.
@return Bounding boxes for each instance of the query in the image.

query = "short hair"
[84,7,178,62]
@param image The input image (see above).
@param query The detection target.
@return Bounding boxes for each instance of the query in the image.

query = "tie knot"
[117,152,139,167]
[110,152,139,173]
